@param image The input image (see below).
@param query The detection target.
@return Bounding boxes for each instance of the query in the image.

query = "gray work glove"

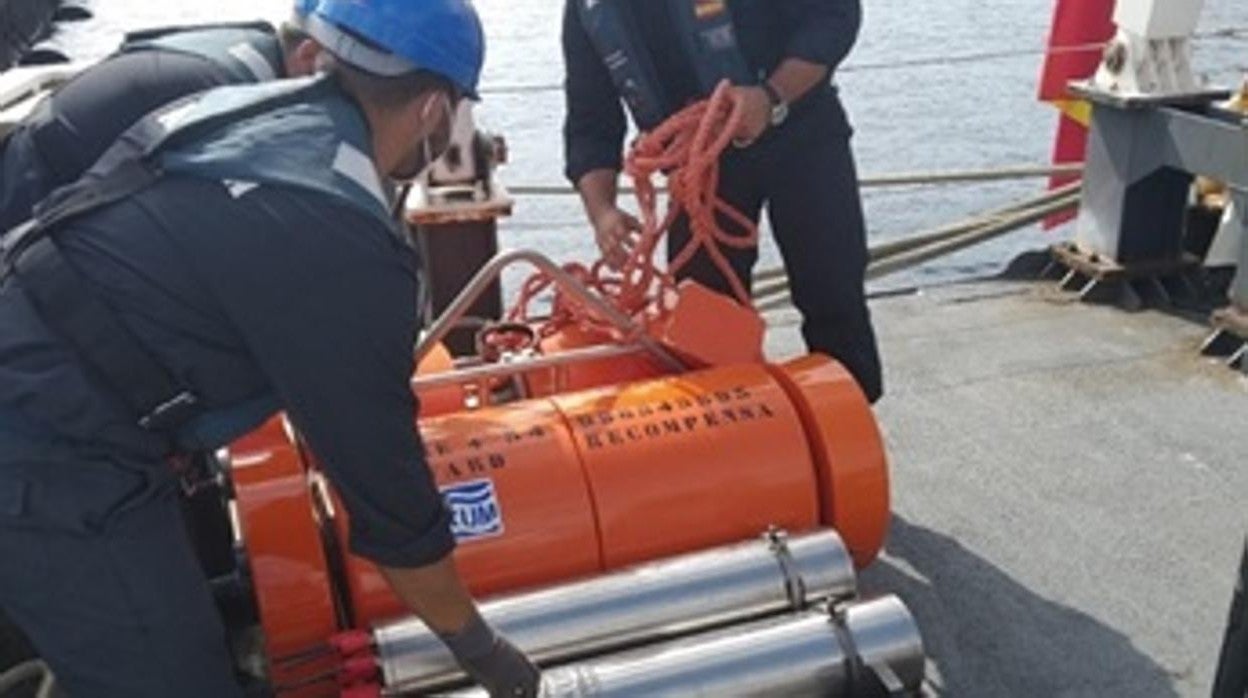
[439,613,541,698]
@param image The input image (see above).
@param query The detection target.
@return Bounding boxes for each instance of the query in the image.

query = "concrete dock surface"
[766,275,1248,697]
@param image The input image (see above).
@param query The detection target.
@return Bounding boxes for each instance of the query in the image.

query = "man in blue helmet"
[562,0,883,404]
[0,0,540,696]
[0,1,323,231]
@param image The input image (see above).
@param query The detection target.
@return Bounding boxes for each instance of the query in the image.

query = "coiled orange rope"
[510,81,760,338]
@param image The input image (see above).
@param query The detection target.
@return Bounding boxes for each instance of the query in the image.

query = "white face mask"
[393,92,455,182]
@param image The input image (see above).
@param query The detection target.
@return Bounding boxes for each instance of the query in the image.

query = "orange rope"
[510,81,760,338]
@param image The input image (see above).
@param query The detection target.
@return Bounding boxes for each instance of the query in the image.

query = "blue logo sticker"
[442,479,504,542]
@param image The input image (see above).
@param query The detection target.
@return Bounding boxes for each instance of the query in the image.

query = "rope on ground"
[506,162,1085,197]
[479,27,1248,96]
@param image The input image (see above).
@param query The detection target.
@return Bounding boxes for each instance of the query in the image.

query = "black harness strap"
[2,159,201,434]
[0,78,340,441]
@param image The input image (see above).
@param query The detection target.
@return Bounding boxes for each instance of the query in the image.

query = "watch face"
[770,102,790,126]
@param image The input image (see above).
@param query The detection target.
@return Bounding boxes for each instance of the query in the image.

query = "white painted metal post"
[1092,0,1207,98]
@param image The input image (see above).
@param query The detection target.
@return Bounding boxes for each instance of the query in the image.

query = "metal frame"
[413,250,685,389]
[1048,242,1203,311]
[1076,101,1248,266]
[1069,81,1231,110]
[411,344,661,392]
[1203,306,1248,373]
[1234,190,1248,309]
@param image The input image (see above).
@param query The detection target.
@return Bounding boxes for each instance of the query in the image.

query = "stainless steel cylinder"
[376,530,856,693]
[451,596,924,698]
[846,595,928,693]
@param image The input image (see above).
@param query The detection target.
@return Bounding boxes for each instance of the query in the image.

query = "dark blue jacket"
[562,0,862,183]
[0,80,453,569]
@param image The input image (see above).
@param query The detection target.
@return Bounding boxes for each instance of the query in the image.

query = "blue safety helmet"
[307,0,485,99]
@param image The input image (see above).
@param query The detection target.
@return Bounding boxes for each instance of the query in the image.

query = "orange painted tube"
[230,417,340,695]
[412,341,466,418]
[771,356,890,566]
[236,354,889,662]
[320,356,883,630]
[331,398,601,626]
[549,363,819,568]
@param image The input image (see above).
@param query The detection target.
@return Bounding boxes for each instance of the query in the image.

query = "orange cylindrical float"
[411,340,465,418]
[329,397,601,626]
[769,356,890,567]
[229,417,340,696]
[547,363,819,569]
[316,354,885,629]
[232,353,888,689]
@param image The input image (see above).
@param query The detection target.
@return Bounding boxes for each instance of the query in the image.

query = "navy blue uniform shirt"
[0,175,454,568]
[562,0,862,183]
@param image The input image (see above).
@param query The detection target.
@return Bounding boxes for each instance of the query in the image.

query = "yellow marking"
[1050,99,1093,127]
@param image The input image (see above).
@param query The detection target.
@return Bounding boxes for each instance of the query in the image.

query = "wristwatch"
[761,81,789,127]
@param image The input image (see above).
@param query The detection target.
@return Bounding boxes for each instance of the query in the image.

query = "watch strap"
[761,81,784,107]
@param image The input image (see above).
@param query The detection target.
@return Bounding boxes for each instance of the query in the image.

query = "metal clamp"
[828,603,910,697]
[764,527,807,612]
[828,603,869,694]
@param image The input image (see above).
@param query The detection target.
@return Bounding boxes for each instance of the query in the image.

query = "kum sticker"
[442,479,504,541]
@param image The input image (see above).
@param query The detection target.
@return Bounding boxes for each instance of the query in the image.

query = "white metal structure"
[1091,0,1207,98]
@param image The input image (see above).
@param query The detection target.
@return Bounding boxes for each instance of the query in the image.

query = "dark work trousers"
[0,417,243,697]
[667,90,883,402]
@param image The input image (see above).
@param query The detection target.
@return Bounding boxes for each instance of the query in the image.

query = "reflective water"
[46,0,1248,286]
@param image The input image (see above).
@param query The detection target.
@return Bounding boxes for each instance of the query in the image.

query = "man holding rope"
[561,0,882,402]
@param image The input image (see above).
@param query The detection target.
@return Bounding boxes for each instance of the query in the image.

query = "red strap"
[337,654,379,686]
[329,629,374,658]
[339,682,382,698]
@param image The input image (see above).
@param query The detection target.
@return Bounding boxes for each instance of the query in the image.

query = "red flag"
[1037,0,1115,103]
[1038,0,1115,228]
[1044,112,1091,227]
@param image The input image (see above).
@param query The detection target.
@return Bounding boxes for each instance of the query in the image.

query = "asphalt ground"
[766,278,1248,697]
